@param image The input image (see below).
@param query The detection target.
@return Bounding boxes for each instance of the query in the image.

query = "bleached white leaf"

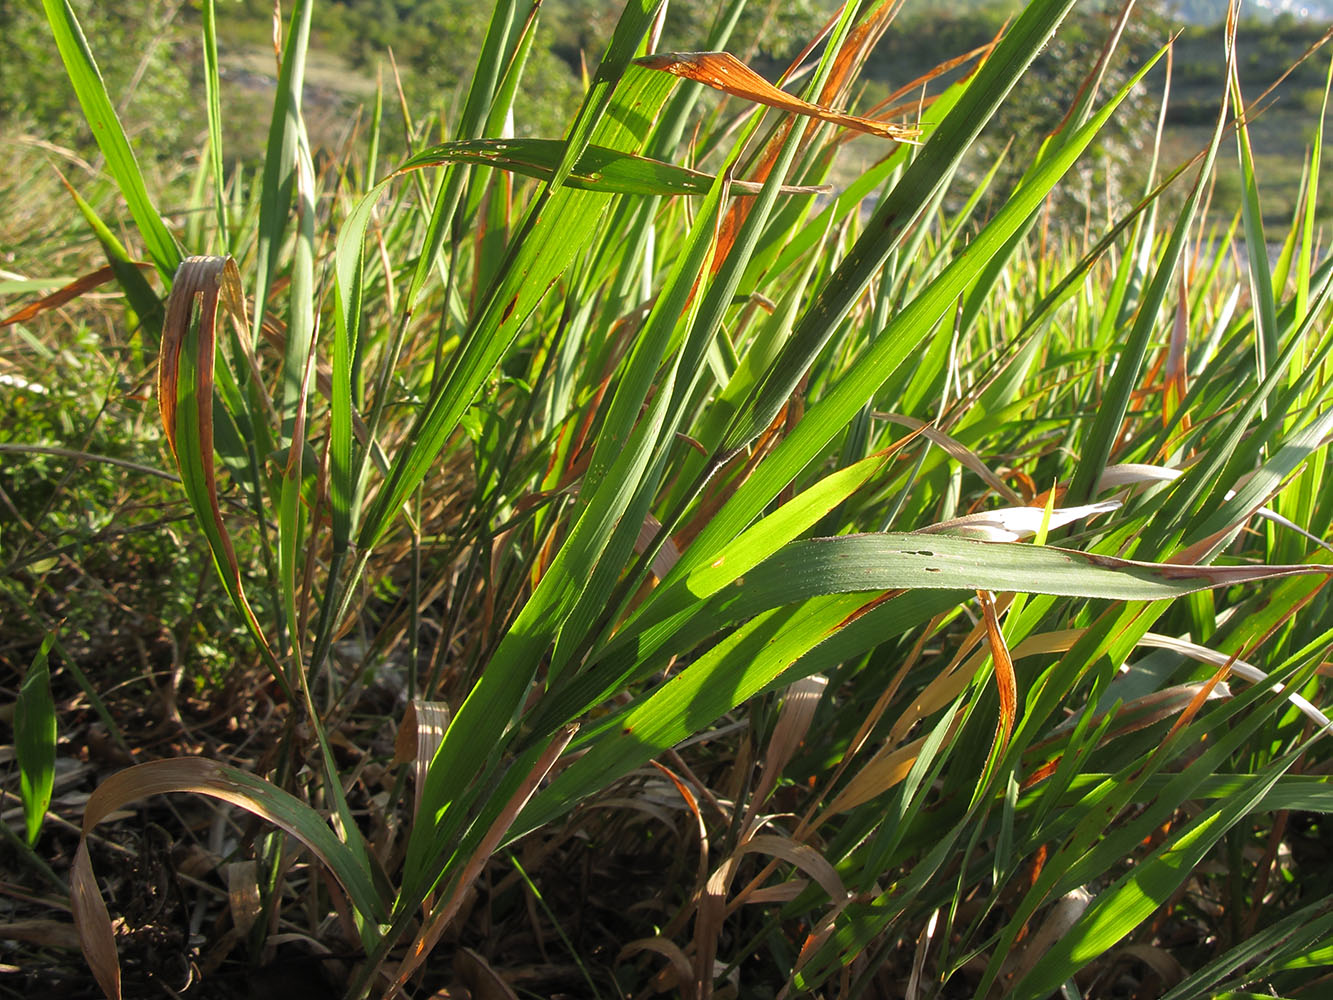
[1098,463,1332,553]
[917,500,1121,542]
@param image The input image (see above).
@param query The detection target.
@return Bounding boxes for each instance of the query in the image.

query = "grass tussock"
[3,1,1333,998]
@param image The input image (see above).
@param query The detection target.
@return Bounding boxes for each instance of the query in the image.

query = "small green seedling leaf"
[16,635,57,846]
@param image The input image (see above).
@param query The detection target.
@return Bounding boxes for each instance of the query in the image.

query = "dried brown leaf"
[71,839,121,1000]
[878,413,1023,503]
[69,756,387,999]
[735,833,847,906]
[1,263,154,327]
[825,733,927,815]
[746,674,827,825]
[392,698,452,825]
[454,948,518,1000]
[0,918,82,949]
[617,937,694,995]
[635,52,921,142]
[649,760,709,889]
[917,500,1120,542]
[225,860,260,935]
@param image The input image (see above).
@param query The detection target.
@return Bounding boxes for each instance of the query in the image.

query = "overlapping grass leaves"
[28,0,1333,996]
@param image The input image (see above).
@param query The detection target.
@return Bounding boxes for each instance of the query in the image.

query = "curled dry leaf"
[1042,680,1232,742]
[70,757,388,1000]
[744,881,809,905]
[158,256,277,669]
[878,413,1024,503]
[1112,942,1189,990]
[393,697,452,823]
[0,918,83,950]
[906,908,941,1000]
[454,947,519,1000]
[225,860,261,936]
[735,833,848,907]
[1002,887,1093,986]
[978,590,1017,755]
[636,52,921,142]
[650,759,709,888]
[618,937,696,995]
[72,836,121,1000]
[1140,631,1333,731]
[158,256,245,462]
[747,674,827,823]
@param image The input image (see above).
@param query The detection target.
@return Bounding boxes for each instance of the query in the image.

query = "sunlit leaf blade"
[521,525,1327,839]
[59,177,165,355]
[39,0,180,281]
[355,64,677,554]
[250,0,313,347]
[200,0,228,252]
[1068,15,1234,506]
[682,35,1165,581]
[716,0,1088,458]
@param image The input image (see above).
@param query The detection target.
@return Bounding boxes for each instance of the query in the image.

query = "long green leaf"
[40,0,181,281]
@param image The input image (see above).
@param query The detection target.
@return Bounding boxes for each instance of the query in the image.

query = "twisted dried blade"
[157,256,278,671]
[0,263,152,328]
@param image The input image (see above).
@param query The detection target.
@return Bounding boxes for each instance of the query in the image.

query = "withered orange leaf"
[979,589,1017,755]
[0,262,153,328]
[636,52,921,142]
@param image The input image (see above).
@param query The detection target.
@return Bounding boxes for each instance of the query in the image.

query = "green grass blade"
[404,0,521,310]
[200,0,229,254]
[16,635,57,846]
[1230,67,1280,420]
[1010,753,1300,1000]
[1160,897,1333,1000]
[40,0,181,281]
[356,65,676,554]
[398,138,816,196]
[250,0,312,348]
[1067,57,1232,506]
[61,176,164,358]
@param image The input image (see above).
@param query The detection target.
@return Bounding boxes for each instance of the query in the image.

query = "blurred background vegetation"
[4,0,1333,250]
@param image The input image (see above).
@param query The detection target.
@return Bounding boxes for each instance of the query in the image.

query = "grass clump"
[3,1,1333,998]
